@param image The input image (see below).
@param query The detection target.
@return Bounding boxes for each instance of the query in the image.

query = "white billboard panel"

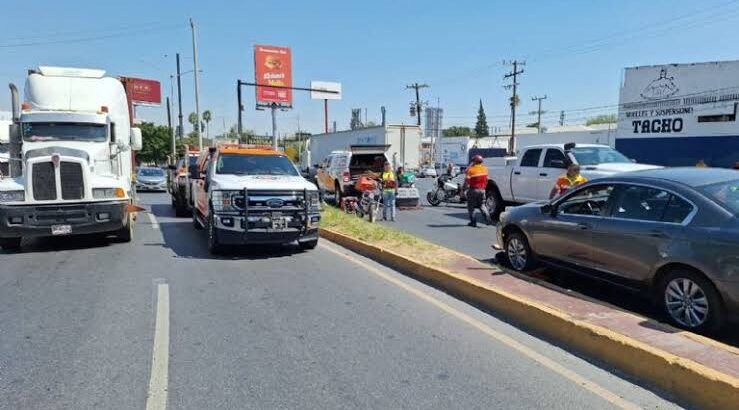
[310,81,342,100]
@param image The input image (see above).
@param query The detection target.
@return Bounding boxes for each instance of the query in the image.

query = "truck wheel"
[299,239,318,250]
[115,213,133,243]
[334,181,343,203]
[207,213,223,255]
[192,210,204,230]
[174,194,188,217]
[486,185,504,221]
[0,237,22,251]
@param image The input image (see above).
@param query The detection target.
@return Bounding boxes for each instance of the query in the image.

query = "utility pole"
[559,110,565,126]
[504,60,525,153]
[190,18,202,150]
[406,82,429,126]
[530,95,547,133]
[176,53,184,142]
[166,96,174,159]
[237,80,243,137]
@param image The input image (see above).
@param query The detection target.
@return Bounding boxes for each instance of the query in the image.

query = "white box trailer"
[306,124,422,170]
[434,136,470,166]
[616,60,739,167]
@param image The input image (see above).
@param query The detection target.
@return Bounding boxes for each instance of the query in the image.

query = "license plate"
[271,217,287,230]
[51,224,72,236]
[397,188,419,198]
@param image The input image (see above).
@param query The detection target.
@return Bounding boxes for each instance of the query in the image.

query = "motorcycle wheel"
[427,189,442,206]
[369,203,377,223]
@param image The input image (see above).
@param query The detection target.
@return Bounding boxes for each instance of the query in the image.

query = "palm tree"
[187,112,198,136]
[202,110,212,140]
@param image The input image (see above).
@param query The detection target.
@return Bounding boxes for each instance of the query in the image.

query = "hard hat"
[472,155,483,164]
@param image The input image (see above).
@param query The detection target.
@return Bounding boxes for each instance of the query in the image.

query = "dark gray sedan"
[496,167,739,332]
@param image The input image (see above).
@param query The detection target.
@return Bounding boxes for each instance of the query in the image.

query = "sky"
[2,0,739,136]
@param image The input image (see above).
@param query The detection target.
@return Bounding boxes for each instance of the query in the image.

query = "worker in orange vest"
[550,164,588,199]
[465,155,490,227]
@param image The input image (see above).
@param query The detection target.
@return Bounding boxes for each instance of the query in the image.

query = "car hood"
[212,174,317,191]
[581,162,661,175]
[137,175,166,183]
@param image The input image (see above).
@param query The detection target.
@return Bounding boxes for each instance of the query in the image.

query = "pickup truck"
[483,143,660,217]
[190,144,321,255]
[167,149,200,216]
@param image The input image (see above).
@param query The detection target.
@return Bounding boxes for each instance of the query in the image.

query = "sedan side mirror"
[541,203,556,216]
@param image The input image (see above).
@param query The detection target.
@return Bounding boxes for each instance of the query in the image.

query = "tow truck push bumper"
[0,201,128,238]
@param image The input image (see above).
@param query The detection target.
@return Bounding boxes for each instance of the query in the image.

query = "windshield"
[216,154,299,176]
[570,147,631,165]
[699,179,739,215]
[22,122,107,142]
[138,168,165,177]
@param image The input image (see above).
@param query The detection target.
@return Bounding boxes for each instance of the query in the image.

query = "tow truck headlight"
[307,191,321,210]
[0,190,24,202]
[93,188,125,199]
[212,190,243,214]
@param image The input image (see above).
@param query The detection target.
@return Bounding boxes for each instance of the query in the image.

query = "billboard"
[310,81,342,100]
[120,77,161,106]
[254,44,292,107]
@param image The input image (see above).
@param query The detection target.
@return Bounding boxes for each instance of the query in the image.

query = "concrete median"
[320,227,739,410]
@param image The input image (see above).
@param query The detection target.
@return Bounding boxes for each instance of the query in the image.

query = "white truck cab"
[484,143,660,217]
[0,66,142,250]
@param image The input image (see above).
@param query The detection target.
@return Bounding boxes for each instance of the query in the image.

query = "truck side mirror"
[167,164,177,170]
[130,127,143,151]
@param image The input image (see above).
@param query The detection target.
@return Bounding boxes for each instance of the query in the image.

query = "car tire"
[299,239,318,250]
[658,268,725,332]
[486,185,504,221]
[207,213,224,255]
[504,231,536,272]
[0,237,22,251]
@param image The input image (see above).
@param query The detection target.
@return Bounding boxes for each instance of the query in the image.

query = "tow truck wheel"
[299,239,318,250]
[207,213,223,255]
[192,210,204,230]
[0,237,22,251]
[115,213,133,243]
[174,194,188,217]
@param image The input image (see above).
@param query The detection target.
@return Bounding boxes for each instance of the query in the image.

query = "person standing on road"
[381,161,397,222]
[465,155,490,227]
[550,164,588,199]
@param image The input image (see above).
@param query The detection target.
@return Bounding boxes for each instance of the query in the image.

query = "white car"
[418,165,437,178]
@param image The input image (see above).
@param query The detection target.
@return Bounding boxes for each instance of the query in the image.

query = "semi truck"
[0,66,143,250]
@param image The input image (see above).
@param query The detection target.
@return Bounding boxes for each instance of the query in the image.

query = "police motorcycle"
[426,172,468,206]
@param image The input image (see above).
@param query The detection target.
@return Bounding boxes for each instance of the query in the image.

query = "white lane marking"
[147,212,160,230]
[146,283,170,410]
[320,243,642,410]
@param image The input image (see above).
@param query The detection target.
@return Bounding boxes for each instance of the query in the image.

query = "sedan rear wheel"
[504,231,536,271]
[660,270,724,332]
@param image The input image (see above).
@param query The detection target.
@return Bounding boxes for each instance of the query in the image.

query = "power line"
[0,23,185,48]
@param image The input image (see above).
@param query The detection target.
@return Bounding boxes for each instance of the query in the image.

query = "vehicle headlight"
[212,190,243,214]
[93,187,125,199]
[307,191,321,210]
[0,190,24,202]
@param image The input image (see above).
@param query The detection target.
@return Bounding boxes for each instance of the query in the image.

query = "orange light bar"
[21,102,31,111]
[100,106,109,113]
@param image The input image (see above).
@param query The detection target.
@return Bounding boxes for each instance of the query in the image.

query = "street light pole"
[176,53,184,142]
[190,18,202,150]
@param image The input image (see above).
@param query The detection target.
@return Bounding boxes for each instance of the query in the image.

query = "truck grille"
[32,162,57,200]
[60,162,84,200]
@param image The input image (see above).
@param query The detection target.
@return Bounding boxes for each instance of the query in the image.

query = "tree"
[474,99,489,138]
[585,114,617,126]
[442,126,472,137]
[526,122,539,129]
[202,110,212,139]
[187,112,199,136]
[365,120,378,127]
[138,122,171,165]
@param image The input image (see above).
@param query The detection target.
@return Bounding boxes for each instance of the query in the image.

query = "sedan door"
[531,184,616,270]
[511,148,543,202]
[588,184,692,282]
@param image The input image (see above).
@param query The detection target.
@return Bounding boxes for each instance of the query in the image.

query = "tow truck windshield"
[216,154,299,176]
[570,146,631,165]
[22,122,107,142]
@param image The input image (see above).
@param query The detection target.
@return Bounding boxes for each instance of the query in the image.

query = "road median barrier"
[319,207,739,410]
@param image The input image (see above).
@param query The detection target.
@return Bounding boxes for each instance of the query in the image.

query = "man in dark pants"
[465,155,490,227]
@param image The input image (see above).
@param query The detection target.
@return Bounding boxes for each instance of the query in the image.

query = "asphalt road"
[0,192,684,409]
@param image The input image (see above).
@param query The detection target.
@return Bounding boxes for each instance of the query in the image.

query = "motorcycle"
[354,176,382,223]
[426,174,467,206]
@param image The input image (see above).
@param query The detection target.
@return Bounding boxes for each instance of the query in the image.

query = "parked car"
[496,167,739,332]
[136,167,167,192]
[315,145,390,200]
[484,143,660,219]
[418,165,437,178]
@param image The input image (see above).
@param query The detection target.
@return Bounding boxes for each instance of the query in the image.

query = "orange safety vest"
[465,164,489,190]
[555,174,588,195]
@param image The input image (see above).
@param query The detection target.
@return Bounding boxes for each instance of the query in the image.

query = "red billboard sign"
[120,77,161,106]
[254,44,292,107]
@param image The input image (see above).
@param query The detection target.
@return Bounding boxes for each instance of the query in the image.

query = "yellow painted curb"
[320,228,739,410]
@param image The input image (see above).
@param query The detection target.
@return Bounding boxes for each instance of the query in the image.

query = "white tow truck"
[0,66,142,250]
[483,143,660,217]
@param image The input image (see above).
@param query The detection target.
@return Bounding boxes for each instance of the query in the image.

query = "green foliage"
[202,110,212,124]
[442,126,472,137]
[138,122,171,165]
[474,99,489,137]
[526,122,539,128]
[586,114,617,126]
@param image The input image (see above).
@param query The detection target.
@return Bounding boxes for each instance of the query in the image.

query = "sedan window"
[559,185,615,216]
[612,185,692,223]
